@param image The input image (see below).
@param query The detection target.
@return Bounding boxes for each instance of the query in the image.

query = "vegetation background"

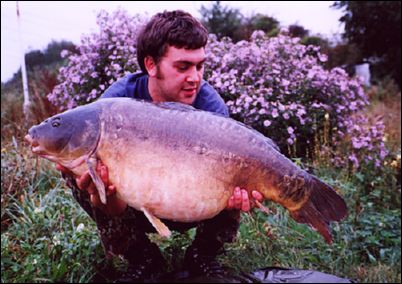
[2,1,401,283]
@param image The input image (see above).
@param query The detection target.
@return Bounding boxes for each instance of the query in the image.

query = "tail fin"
[290,175,347,244]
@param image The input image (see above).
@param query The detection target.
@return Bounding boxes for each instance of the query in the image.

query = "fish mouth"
[24,134,36,147]
[24,134,48,156]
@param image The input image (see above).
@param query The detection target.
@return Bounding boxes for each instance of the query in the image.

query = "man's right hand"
[227,187,264,212]
[56,162,127,216]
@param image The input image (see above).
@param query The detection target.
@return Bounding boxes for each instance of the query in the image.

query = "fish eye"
[51,117,61,127]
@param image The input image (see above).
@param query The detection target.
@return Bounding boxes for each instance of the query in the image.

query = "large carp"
[25,98,347,243]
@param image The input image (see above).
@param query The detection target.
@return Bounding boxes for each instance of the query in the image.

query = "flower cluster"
[336,114,388,170]
[205,30,388,170]
[48,9,144,110]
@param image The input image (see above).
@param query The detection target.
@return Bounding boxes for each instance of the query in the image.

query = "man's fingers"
[107,185,116,196]
[227,196,235,209]
[99,165,109,184]
[87,182,97,195]
[227,188,265,211]
[252,190,264,202]
[233,187,242,208]
[97,159,106,168]
[90,193,102,208]
[55,163,66,171]
[55,164,72,175]
[95,159,109,185]
[241,189,250,212]
[88,184,105,208]
[76,172,92,191]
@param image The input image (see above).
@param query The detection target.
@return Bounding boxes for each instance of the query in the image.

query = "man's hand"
[56,161,127,216]
[227,187,264,212]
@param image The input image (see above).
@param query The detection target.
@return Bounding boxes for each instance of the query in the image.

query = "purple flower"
[263,120,271,127]
[71,76,80,83]
[380,149,388,159]
[60,50,69,58]
[48,9,142,110]
[318,53,328,62]
[281,79,290,87]
[348,154,360,169]
[352,138,364,149]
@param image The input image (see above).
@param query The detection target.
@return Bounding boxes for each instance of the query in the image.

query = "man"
[58,10,263,282]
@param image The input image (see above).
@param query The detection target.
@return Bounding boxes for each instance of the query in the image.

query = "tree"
[199,1,243,41]
[288,24,309,38]
[25,40,77,71]
[200,2,280,41]
[2,40,77,95]
[323,42,362,74]
[249,13,279,35]
[333,1,401,88]
[231,13,279,41]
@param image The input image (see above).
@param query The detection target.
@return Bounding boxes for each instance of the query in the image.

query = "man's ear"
[144,56,157,77]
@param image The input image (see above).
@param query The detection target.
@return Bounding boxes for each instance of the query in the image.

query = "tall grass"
[1,83,400,283]
[1,187,101,283]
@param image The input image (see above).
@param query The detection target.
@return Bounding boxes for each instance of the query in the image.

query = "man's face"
[151,46,206,105]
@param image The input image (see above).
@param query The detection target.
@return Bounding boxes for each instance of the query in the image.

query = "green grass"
[1,85,400,282]
[1,185,102,283]
[1,157,400,282]
[220,199,401,283]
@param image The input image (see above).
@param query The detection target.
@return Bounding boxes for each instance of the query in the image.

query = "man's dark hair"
[136,10,208,74]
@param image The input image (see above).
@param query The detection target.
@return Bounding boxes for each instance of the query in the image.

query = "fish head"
[25,105,100,164]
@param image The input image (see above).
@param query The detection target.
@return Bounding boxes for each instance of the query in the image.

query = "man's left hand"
[226,187,264,212]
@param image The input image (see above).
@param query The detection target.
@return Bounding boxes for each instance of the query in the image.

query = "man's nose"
[186,66,200,83]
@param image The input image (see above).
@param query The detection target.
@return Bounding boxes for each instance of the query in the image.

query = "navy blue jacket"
[101,72,229,117]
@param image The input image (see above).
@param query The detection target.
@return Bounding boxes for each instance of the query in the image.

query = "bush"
[48,9,143,110]
[204,30,388,171]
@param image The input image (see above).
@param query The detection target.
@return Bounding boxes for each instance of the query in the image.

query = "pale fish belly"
[99,141,233,222]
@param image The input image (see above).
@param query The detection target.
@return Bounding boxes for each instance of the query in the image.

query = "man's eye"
[197,64,204,71]
[178,65,188,71]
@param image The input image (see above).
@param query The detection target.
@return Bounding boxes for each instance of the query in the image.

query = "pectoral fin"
[141,207,171,238]
[86,155,107,204]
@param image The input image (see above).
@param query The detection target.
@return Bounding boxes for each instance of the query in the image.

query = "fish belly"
[98,140,234,222]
